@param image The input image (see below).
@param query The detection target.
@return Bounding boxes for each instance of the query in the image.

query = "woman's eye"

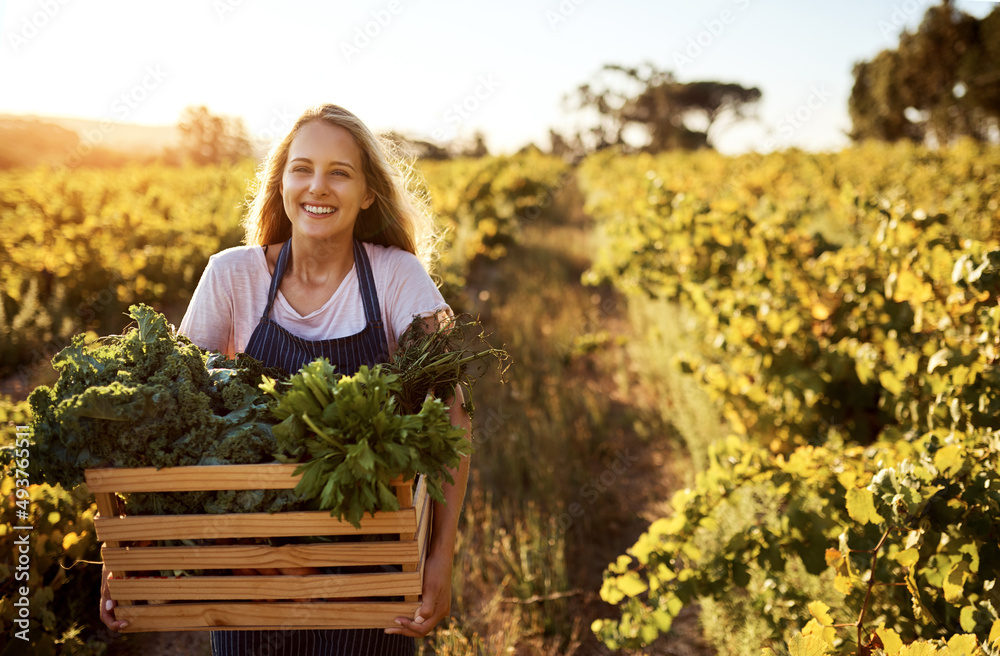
[332,170,347,176]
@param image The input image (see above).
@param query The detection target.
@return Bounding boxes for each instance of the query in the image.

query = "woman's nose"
[309,175,328,196]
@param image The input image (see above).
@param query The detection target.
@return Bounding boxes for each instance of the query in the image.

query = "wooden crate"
[86,463,431,632]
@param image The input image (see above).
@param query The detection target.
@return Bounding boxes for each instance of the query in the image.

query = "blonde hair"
[243,104,436,269]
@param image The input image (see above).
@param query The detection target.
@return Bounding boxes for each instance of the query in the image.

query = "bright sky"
[0,0,997,155]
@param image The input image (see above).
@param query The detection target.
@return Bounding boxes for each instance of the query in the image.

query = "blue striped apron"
[242,238,390,377]
[210,238,414,656]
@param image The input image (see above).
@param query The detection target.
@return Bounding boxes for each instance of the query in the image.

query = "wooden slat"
[101,541,419,570]
[86,464,302,492]
[94,508,417,541]
[114,601,420,632]
[412,477,427,530]
[109,571,421,601]
[94,491,132,608]
[405,481,431,601]
[417,497,432,576]
[93,491,122,521]
[85,465,407,493]
[394,480,413,508]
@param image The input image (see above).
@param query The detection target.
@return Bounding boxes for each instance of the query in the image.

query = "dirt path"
[544,176,713,656]
[450,173,713,656]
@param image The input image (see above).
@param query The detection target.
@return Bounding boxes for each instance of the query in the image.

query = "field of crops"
[0,152,565,385]
[2,140,999,655]
[578,140,1000,655]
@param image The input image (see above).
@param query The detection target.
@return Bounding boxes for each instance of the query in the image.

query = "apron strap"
[261,239,292,320]
[353,240,383,325]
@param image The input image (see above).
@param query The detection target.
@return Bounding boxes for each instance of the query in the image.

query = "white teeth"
[304,204,336,214]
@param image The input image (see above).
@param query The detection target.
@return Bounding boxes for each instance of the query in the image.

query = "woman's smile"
[302,203,338,216]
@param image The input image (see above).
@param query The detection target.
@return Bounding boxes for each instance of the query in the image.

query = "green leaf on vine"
[898,641,940,656]
[945,634,977,656]
[846,488,885,525]
[943,562,970,602]
[787,633,830,656]
[616,572,649,598]
[876,624,903,656]
[807,601,833,625]
[894,548,919,567]
[879,369,905,396]
[959,606,976,633]
[934,444,963,476]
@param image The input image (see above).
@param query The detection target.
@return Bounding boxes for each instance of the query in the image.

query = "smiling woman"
[96,104,472,656]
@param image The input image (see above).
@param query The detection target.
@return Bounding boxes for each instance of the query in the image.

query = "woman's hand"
[99,565,129,633]
[386,549,453,638]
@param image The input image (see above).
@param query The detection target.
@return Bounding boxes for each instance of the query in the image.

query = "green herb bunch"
[388,312,510,416]
[262,361,471,528]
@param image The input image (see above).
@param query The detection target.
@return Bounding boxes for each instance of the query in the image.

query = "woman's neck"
[287,232,355,288]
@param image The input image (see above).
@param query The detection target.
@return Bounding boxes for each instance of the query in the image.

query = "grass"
[624,298,728,476]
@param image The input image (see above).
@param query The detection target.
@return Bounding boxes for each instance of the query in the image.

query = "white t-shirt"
[177,241,450,358]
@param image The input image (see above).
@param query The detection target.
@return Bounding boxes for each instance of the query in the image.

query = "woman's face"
[280,120,374,244]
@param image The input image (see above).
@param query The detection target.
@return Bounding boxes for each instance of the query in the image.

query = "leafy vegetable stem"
[300,413,345,451]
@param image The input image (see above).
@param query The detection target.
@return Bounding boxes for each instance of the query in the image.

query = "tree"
[565,62,761,153]
[464,131,490,158]
[849,0,1000,145]
[177,105,252,165]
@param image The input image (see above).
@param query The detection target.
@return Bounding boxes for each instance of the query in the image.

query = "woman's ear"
[362,189,375,210]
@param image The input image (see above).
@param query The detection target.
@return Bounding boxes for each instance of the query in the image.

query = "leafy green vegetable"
[262,361,471,528]
[28,306,505,524]
[28,304,294,514]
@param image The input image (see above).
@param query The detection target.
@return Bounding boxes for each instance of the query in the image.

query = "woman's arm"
[386,385,471,638]
[176,252,237,356]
